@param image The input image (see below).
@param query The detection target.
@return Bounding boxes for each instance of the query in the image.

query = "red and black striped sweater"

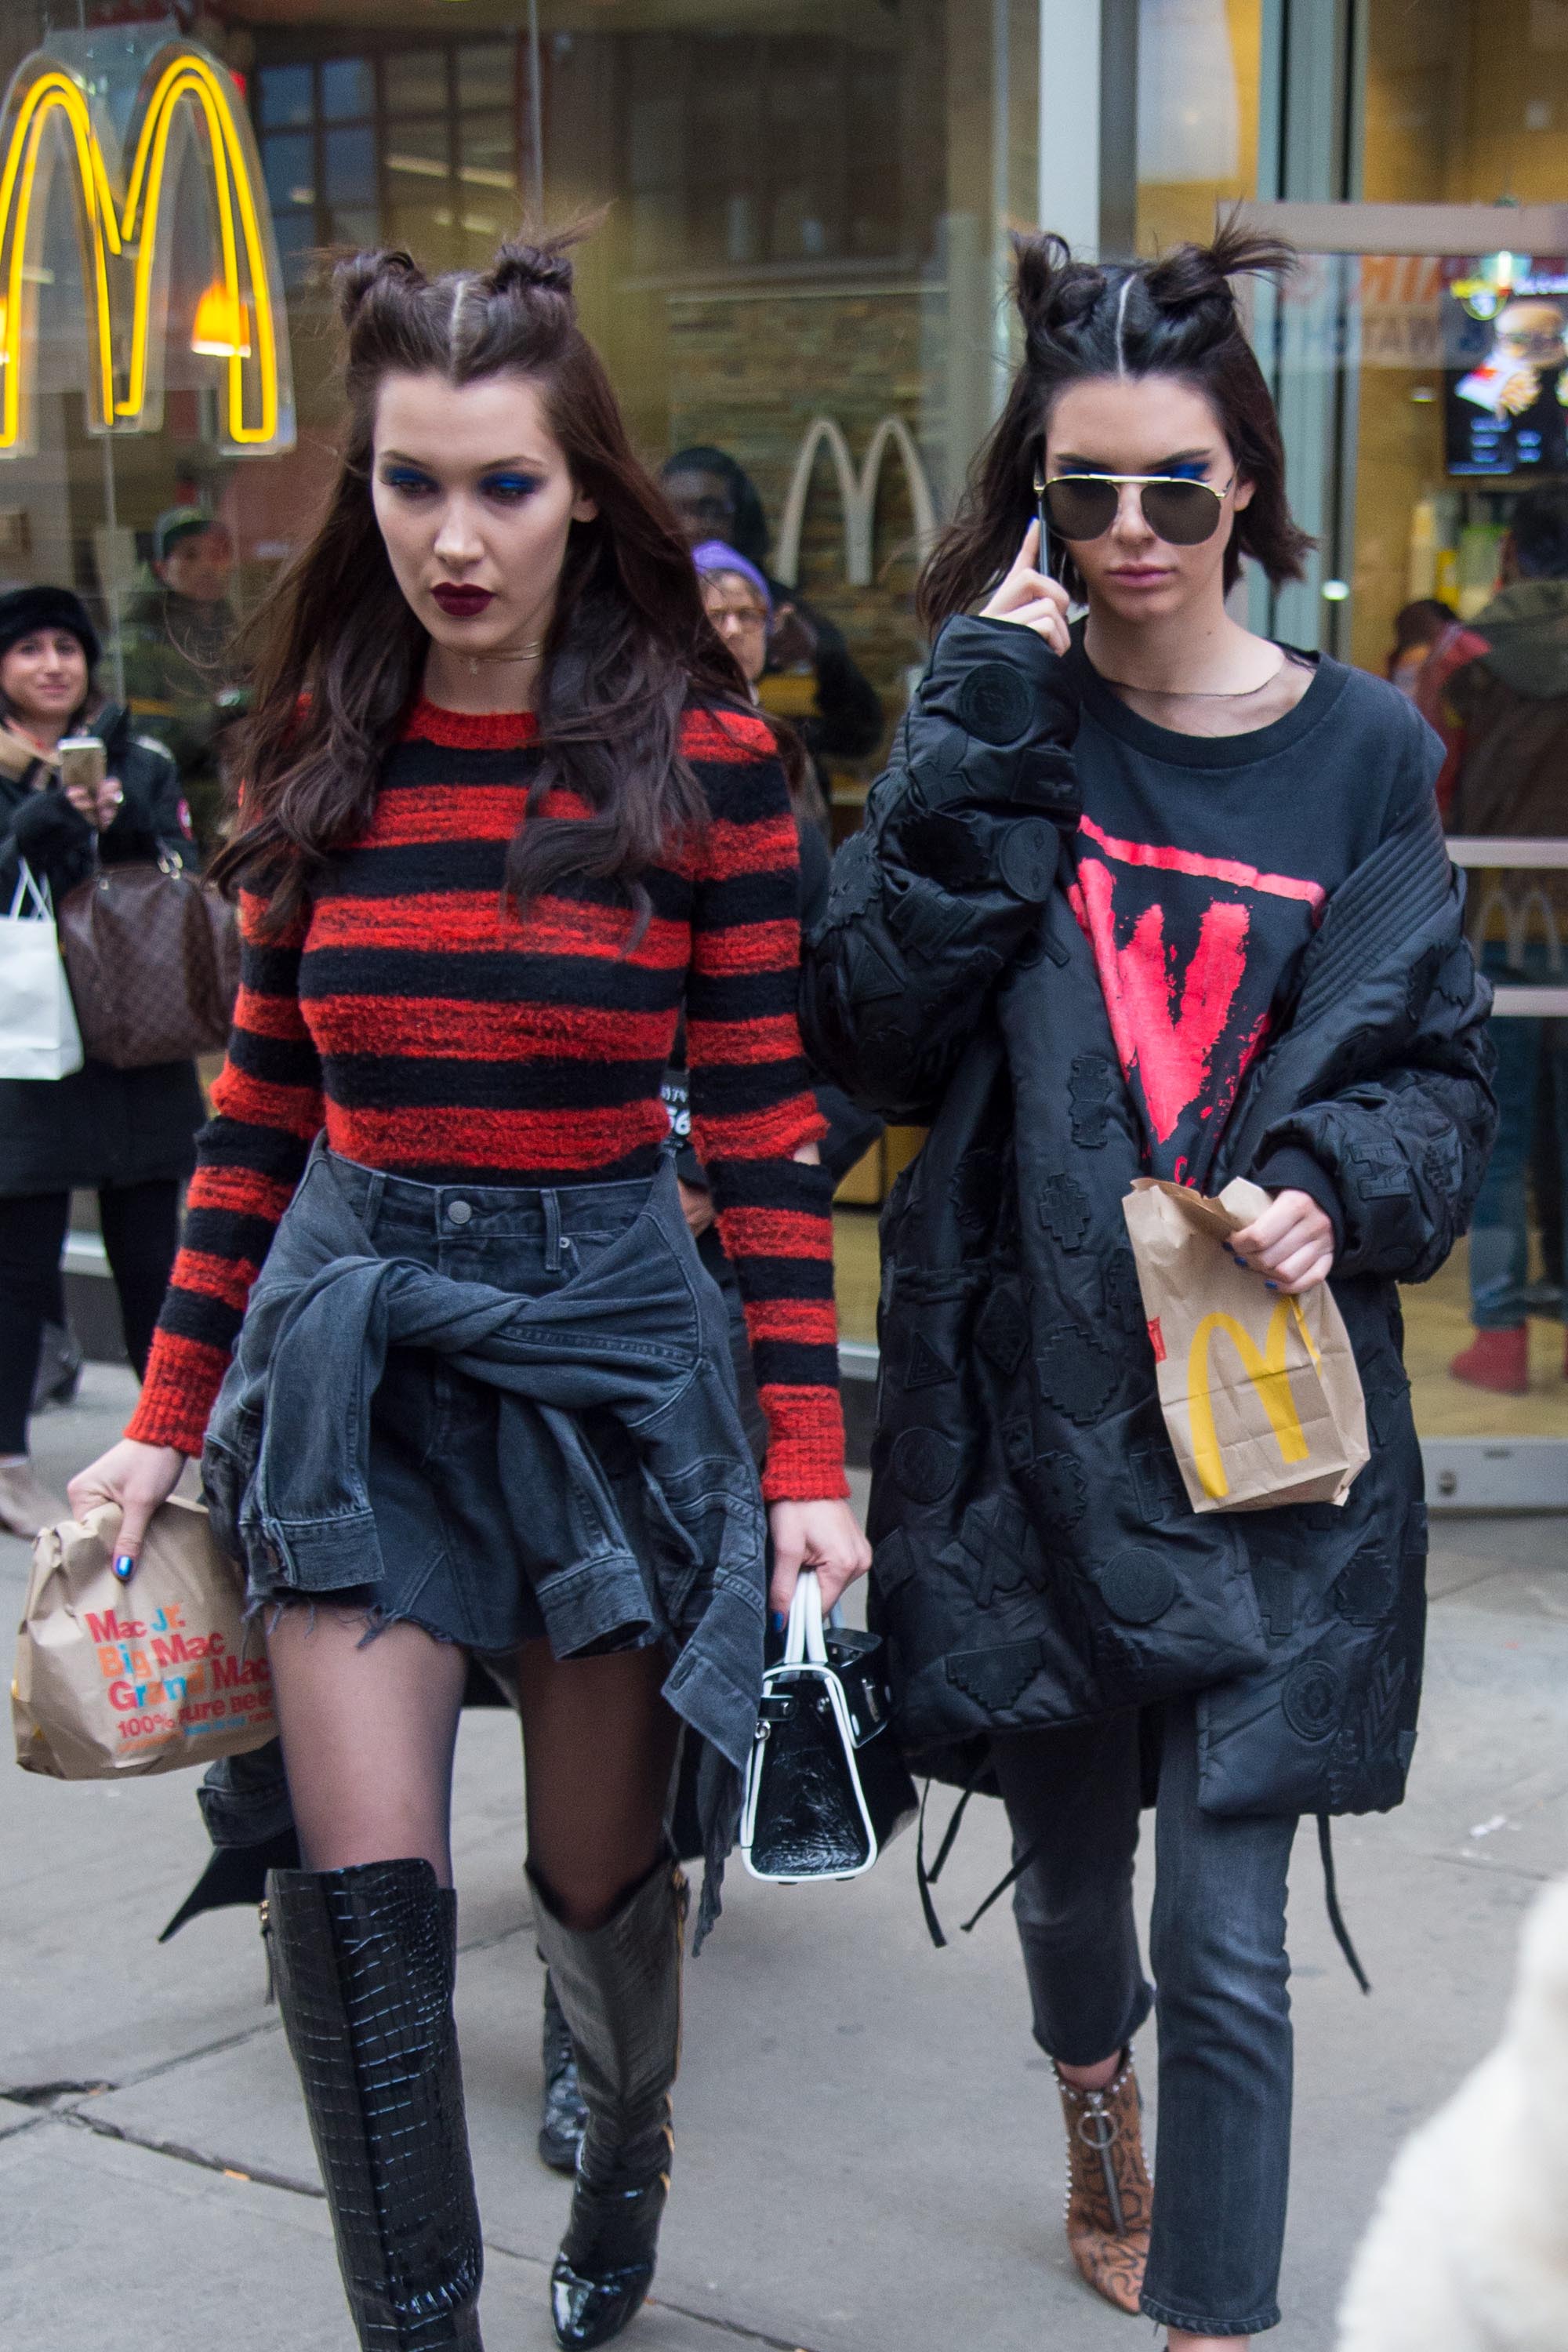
[128,698,848,1503]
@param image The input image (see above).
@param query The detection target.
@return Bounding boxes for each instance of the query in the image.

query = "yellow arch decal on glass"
[1186,1300,1321,1503]
[0,41,292,456]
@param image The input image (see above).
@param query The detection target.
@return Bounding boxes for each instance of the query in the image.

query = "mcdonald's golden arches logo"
[0,39,293,459]
[1186,1298,1321,1503]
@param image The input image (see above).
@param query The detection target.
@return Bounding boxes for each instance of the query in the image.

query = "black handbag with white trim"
[741,1570,916,1882]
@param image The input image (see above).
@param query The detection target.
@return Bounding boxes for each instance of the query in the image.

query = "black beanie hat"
[0,585,102,672]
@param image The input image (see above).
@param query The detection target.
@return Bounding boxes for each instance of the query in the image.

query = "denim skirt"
[250,1155,700,1657]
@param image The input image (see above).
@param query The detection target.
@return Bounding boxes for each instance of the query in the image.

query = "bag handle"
[782,1568,829,1667]
[7,859,53,922]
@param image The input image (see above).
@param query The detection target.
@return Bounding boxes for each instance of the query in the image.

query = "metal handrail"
[1447,839,1568,1014]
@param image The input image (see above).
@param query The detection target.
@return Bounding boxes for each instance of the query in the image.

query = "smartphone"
[56,735,107,793]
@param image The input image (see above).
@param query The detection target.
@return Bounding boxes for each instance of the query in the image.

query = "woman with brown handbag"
[0,586,202,1537]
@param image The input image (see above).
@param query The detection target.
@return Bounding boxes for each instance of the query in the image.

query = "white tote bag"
[0,862,84,1080]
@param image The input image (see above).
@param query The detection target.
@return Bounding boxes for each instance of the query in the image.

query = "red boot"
[1450,1327,1529,1395]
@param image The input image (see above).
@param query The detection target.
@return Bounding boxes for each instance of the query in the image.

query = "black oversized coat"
[0,704,204,1196]
[801,615,1497,1821]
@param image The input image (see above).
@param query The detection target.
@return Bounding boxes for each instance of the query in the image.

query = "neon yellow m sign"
[0,41,293,458]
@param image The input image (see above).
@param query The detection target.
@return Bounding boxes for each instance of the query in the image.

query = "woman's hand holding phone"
[62,774,123,829]
[980,519,1072,654]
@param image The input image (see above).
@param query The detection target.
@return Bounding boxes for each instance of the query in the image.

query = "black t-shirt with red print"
[1062,637,1442,1202]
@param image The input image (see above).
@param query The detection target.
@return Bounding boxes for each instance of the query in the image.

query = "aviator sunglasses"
[1034,468,1235,548]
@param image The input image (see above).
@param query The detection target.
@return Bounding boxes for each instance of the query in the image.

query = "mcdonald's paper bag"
[12,1497,277,1780]
[1122,1177,1370,1514]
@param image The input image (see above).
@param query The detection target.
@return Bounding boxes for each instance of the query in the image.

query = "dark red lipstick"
[431,584,494,617]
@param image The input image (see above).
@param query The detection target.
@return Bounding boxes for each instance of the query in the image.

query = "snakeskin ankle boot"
[1054,2047,1152,2316]
[530,1857,686,2351]
[265,1859,485,2348]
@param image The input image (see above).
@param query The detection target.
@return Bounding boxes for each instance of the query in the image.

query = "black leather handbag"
[741,1570,916,1882]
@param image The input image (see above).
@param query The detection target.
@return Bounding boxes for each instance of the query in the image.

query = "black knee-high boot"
[265,1859,485,2350]
[529,1858,686,2351]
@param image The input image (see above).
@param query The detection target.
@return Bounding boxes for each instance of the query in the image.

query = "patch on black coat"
[903,1333,958,1390]
[890,1427,962,1505]
[1067,1053,1116,1149]
[1332,1542,1398,1626]
[997,818,1059,903]
[937,1494,1049,1606]
[1282,1657,1345,1742]
[975,1284,1029,1376]
[1011,1443,1089,1531]
[946,1637,1046,1711]
[1037,1170,1092,1250]
[1094,1548,1178,1624]
[872,1525,919,1596]
[956,662,1033,744]
[1101,1247,1145,1335]
[1129,1439,1187,1523]
[1034,1324,1119,1423]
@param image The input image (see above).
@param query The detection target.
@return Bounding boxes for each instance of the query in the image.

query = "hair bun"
[488,239,576,301]
[335,247,427,329]
[1145,216,1296,317]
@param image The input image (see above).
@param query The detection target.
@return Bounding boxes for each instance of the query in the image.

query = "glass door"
[1241,194,1568,1508]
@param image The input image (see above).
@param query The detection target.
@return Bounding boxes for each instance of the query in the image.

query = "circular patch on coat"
[1282,1657,1344,1742]
[890,1426,962,1506]
[956,661,1033,746]
[996,818,1060,903]
[1095,1548,1178,1625]
[1019,1448,1089,1532]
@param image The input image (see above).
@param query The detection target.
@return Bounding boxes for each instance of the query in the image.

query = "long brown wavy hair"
[919,219,1314,630]
[212,231,750,931]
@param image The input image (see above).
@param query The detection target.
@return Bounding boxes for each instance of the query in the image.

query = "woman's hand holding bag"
[741,1568,916,1884]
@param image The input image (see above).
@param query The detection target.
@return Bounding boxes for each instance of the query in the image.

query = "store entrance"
[1243,197,1568,1509]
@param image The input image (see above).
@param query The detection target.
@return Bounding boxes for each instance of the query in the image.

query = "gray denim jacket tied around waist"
[201,1141,767,1934]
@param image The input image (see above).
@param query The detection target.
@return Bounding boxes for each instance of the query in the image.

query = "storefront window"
[1,1,1041,1350]
[1136,0,1262,252]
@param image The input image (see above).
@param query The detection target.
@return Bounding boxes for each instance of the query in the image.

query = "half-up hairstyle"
[919,217,1313,630]
[213,229,750,931]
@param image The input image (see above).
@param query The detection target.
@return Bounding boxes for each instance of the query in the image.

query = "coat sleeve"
[799,613,1081,1123]
[1249,932,1497,1285]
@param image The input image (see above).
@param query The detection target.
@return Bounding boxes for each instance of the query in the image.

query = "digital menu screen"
[1444,258,1568,477]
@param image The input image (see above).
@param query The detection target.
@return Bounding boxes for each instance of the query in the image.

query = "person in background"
[1446,484,1568,1395]
[0,586,201,1536]
[118,507,242,855]
[661,445,884,800]
[1386,597,1486,822]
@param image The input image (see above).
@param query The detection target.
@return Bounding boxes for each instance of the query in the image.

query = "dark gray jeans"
[992,1697,1298,2337]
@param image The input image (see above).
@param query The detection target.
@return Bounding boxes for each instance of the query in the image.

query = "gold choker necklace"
[463,637,545,677]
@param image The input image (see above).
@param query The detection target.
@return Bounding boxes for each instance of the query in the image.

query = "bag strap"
[8,859,53,921]
[783,1569,829,1667]
[1316,1813,1371,1994]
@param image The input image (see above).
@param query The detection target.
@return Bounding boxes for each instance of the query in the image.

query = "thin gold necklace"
[463,637,545,678]
[1097,653,1290,699]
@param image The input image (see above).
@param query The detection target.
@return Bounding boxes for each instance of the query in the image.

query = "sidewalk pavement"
[4,1364,1567,2352]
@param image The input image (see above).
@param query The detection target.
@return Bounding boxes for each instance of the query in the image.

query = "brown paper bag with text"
[1121,1177,1370,1515]
[12,1497,276,1779]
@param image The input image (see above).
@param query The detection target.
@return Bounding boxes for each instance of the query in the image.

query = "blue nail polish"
[1265,1281,1278,1292]
[770,1610,785,1632]
[112,1554,136,1582]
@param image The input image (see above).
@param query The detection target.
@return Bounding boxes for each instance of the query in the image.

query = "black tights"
[267,1610,681,1929]
[0,1182,180,1454]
